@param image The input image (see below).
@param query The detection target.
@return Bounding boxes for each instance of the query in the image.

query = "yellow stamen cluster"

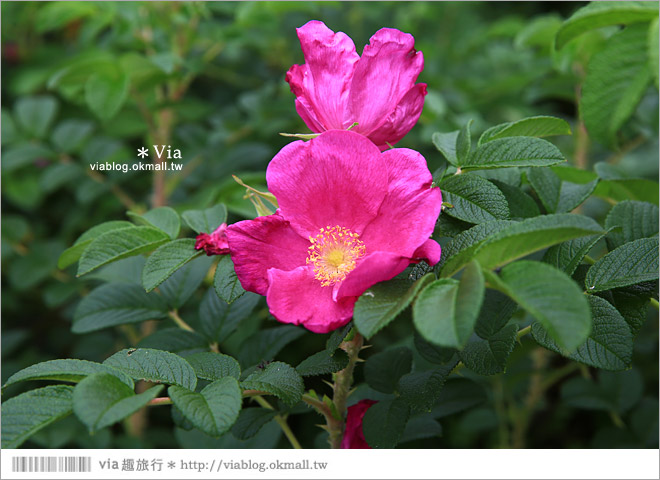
[306,225,366,287]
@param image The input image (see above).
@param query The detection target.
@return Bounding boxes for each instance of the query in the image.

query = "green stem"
[583,255,596,265]
[649,298,659,311]
[252,395,302,449]
[147,397,173,406]
[517,325,532,340]
[168,310,195,332]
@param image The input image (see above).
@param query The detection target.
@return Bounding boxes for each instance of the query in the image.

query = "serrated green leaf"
[51,119,94,153]
[77,226,170,276]
[397,364,455,412]
[354,274,434,339]
[73,282,168,333]
[104,348,197,390]
[527,167,598,213]
[182,204,228,234]
[238,325,305,368]
[159,255,213,309]
[3,359,134,389]
[85,71,129,121]
[596,287,653,336]
[169,377,242,437]
[486,260,591,351]
[325,322,353,354]
[214,255,245,304]
[595,178,659,206]
[185,352,241,381]
[532,295,633,371]
[15,95,58,139]
[430,378,487,418]
[439,174,510,224]
[199,289,260,344]
[474,289,518,339]
[58,221,135,269]
[138,328,207,356]
[363,398,410,448]
[604,201,659,249]
[560,369,643,413]
[413,331,457,365]
[296,349,348,377]
[581,24,652,146]
[479,116,571,144]
[231,408,276,440]
[462,136,565,170]
[240,362,304,406]
[543,231,610,277]
[432,130,459,166]
[555,1,658,49]
[459,324,518,375]
[128,207,181,240]
[491,180,540,219]
[456,119,473,163]
[73,373,163,432]
[401,414,443,443]
[586,237,659,292]
[364,347,413,394]
[142,239,202,292]
[1,385,74,449]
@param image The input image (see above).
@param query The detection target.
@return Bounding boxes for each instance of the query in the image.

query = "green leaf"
[527,167,598,213]
[51,119,94,153]
[581,24,652,146]
[561,369,643,413]
[1,143,55,172]
[604,201,659,249]
[240,362,304,406]
[128,207,181,240]
[85,71,129,121]
[650,18,659,88]
[462,137,565,170]
[159,255,213,309]
[325,322,353,354]
[586,237,659,292]
[1,385,74,449]
[459,324,518,375]
[532,296,633,371]
[214,255,245,304]
[1,109,18,145]
[296,349,349,377]
[543,231,610,277]
[491,180,540,219]
[456,119,473,163]
[142,239,202,292]
[413,331,457,365]
[474,289,518,339]
[58,221,134,269]
[486,261,591,351]
[138,328,207,356]
[595,178,659,205]
[479,116,571,144]
[73,374,163,432]
[364,347,413,394]
[3,359,134,389]
[199,289,260,344]
[104,348,197,390]
[169,377,242,437]
[182,204,228,234]
[231,408,276,440]
[414,260,485,348]
[430,378,487,418]
[397,364,455,412]
[238,326,305,368]
[354,274,434,339]
[77,226,170,276]
[431,130,459,166]
[555,1,658,49]
[72,282,168,333]
[363,398,410,448]
[185,352,241,381]
[15,95,58,139]
[596,287,653,336]
[439,174,510,224]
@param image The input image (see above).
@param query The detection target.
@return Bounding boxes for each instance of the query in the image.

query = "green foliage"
[3,359,134,389]
[439,174,510,223]
[296,349,349,377]
[479,116,571,144]
[363,398,410,448]
[214,256,246,304]
[182,204,228,234]
[585,237,659,291]
[142,239,202,292]
[240,362,304,406]
[364,347,413,394]
[185,352,241,381]
[527,167,599,213]
[104,348,197,390]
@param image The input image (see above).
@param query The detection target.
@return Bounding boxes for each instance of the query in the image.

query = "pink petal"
[360,147,442,258]
[347,28,424,136]
[368,83,428,150]
[225,215,309,296]
[341,399,377,449]
[287,20,359,130]
[286,64,325,132]
[194,223,230,256]
[334,251,410,300]
[266,266,356,334]
[266,130,388,238]
[413,238,442,266]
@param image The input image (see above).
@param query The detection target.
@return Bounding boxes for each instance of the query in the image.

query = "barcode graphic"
[11,456,92,473]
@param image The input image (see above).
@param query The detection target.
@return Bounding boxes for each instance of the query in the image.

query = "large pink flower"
[341,399,377,449]
[286,21,427,151]
[226,130,441,334]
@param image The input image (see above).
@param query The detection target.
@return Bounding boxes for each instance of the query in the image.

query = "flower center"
[306,225,366,286]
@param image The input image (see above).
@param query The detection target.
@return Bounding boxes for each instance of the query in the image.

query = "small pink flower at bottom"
[341,399,377,449]
[226,130,441,334]
[194,223,230,256]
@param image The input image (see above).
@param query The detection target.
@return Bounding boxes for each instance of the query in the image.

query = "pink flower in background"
[341,399,377,449]
[195,223,230,256]
[286,20,427,151]
[226,130,441,334]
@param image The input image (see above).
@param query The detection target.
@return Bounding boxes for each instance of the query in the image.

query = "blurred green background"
[2,1,657,449]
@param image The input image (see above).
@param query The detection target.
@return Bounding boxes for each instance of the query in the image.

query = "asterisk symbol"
[137,147,149,158]
[167,461,176,469]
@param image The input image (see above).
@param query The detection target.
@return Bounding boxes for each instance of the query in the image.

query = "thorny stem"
[252,395,302,449]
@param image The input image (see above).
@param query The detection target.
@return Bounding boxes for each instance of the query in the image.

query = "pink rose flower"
[194,223,230,256]
[225,130,441,334]
[286,20,427,151]
[341,399,377,449]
